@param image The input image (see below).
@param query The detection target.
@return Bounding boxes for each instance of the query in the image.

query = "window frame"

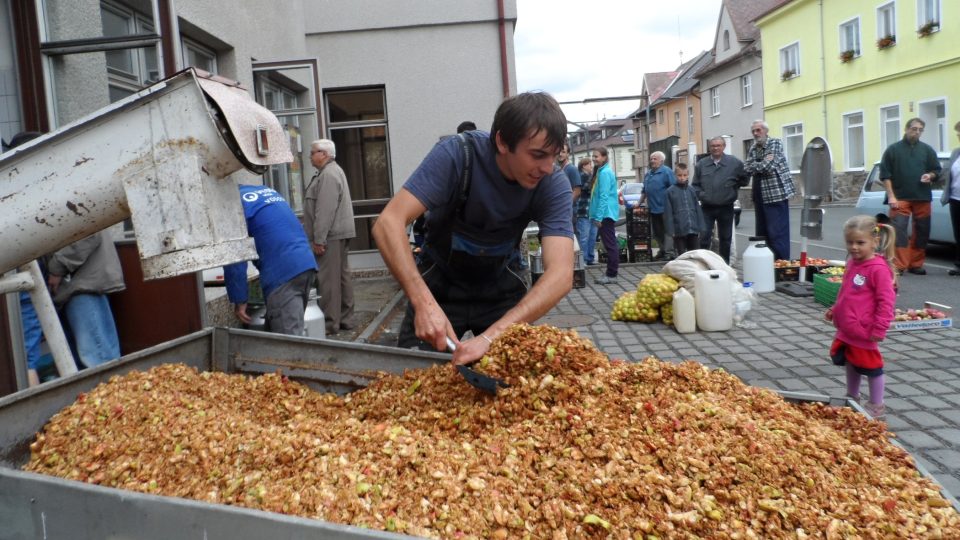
[181,36,217,74]
[877,1,897,41]
[100,0,160,98]
[842,110,865,170]
[741,74,753,107]
[779,41,800,79]
[839,16,862,57]
[687,106,694,135]
[324,86,393,253]
[879,104,900,151]
[709,87,719,117]
[782,122,804,173]
[917,0,941,28]
[674,110,680,136]
[723,30,730,50]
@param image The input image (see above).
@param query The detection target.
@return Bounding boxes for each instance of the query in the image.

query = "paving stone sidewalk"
[356,262,960,503]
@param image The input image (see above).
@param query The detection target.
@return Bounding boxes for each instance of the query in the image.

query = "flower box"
[839,50,856,63]
[918,21,939,37]
[876,35,896,49]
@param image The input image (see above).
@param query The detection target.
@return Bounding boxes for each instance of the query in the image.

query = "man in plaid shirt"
[744,120,796,261]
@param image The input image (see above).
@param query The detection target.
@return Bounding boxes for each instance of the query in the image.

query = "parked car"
[619,181,644,209]
[618,181,644,224]
[854,153,953,244]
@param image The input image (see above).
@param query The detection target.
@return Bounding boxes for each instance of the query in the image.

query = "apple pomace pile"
[26,323,959,539]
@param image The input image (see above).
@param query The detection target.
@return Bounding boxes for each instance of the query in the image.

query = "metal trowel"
[446,337,509,395]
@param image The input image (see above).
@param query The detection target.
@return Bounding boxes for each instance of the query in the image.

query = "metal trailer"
[0,328,447,540]
[1,329,957,539]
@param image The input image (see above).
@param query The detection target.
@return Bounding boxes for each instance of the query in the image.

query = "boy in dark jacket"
[664,163,706,256]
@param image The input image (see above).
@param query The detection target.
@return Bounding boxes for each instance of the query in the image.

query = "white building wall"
[699,59,764,161]
[304,0,517,190]
[174,0,308,89]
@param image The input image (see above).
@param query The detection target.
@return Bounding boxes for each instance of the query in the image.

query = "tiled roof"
[657,50,712,102]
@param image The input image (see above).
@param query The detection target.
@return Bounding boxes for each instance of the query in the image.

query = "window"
[918,0,941,27]
[709,87,719,116]
[839,17,861,57]
[657,109,664,124]
[723,30,730,50]
[741,74,752,107]
[254,61,320,217]
[843,112,865,169]
[687,106,694,135]
[325,87,392,251]
[100,1,160,102]
[877,2,896,40]
[780,42,800,79]
[181,38,217,74]
[880,105,900,150]
[0,2,22,143]
[782,123,804,171]
[918,99,947,151]
[674,111,680,136]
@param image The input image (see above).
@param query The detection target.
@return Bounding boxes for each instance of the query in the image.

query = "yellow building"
[756,0,958,175]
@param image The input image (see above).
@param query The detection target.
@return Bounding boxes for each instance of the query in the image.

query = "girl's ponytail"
[876,223,897,286]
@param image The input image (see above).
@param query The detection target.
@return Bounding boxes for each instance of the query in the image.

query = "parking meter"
[799,137,832,241]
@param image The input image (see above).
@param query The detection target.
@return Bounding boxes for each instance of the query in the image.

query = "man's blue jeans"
[64,293,121,368]
[576,217,597,263]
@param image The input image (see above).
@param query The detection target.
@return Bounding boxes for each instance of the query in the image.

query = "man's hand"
[47,274,62,294]
[312,243,326,256]
[234,303,252,324]
[414,300,455,352]
[451,335,491,366]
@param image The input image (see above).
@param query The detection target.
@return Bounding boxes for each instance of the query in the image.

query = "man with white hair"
[744,120,796,261]
[639,151,677,260]
[304,138,356,334]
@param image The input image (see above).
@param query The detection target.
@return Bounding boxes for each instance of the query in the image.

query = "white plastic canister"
[742,236,775,293]
[304,288,326,339]
[693,270,733,331]
[672,287,696,334]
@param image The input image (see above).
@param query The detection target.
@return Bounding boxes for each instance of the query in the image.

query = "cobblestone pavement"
[351,262,960,504]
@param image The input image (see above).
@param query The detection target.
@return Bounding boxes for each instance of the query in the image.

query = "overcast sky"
[515,0,724,126]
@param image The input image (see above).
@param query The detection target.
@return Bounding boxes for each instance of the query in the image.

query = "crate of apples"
[890,302,953,331]
[894,307,948,321]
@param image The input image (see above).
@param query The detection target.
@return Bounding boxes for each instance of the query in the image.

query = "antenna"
[677,15,683,64]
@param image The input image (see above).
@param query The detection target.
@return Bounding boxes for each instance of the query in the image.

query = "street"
[735,205,960,311]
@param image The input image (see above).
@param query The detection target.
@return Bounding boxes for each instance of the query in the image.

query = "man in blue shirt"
[639,151,677,260]
[372,92,574,366]
[224,185,317,335]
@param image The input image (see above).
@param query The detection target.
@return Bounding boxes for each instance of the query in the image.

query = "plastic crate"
[774,265,800,282]
[813,273,842,307]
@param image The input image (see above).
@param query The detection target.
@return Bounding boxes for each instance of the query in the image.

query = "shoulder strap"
[456,133,473,212]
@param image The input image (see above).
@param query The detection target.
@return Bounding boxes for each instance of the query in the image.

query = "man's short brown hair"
[491,92,567,154]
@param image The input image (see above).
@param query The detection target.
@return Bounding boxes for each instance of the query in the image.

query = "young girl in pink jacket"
[824,215,897,419]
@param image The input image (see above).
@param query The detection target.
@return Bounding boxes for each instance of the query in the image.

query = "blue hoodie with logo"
[224,185,316,304]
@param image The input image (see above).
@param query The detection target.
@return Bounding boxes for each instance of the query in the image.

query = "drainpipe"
[497,0,510,98]
[819,0,828,148]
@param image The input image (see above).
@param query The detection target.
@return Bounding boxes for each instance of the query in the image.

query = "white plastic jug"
[742,236,775,293]
[304,288,326,339]
[672,287,696,334]
[694,270,733,332]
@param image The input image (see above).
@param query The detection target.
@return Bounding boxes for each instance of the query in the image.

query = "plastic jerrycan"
[742,236,775,293]
[694,270,733,331]
[672,287,696,334]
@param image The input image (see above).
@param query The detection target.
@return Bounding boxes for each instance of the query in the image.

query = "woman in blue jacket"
[588,147,620,284]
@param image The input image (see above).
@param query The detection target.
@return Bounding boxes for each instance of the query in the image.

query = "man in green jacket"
[881,118,942,275]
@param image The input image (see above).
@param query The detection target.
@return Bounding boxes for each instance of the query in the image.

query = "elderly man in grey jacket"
[303,139,356,334]
[693,137,749,263]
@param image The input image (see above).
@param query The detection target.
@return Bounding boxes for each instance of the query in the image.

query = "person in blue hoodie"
[223,185,317,335]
